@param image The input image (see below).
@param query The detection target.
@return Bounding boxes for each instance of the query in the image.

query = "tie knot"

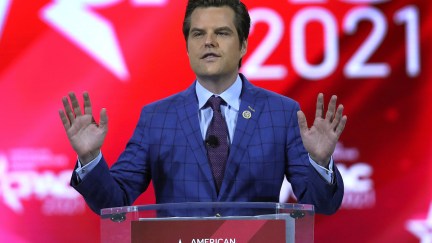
[207,96,225,111]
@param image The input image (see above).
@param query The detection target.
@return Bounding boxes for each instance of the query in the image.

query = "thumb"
[297,110,308,133]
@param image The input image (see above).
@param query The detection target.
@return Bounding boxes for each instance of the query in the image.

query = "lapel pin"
[242,110,252,119]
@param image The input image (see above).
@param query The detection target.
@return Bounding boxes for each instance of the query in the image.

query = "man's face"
[187,6,247,81]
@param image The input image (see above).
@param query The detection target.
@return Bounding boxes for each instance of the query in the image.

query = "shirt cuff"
[75,152,102,180]
[308,155,334,184]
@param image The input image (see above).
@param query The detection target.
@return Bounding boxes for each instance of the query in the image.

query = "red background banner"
[0,0,431,242]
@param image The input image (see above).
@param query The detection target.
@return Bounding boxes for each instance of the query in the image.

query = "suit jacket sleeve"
[285,102,344,215]
[70,107,152,215]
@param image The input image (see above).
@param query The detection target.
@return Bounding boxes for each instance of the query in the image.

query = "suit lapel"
[176,83,217,192]
[219,75,265,197]
[175,77,266,198]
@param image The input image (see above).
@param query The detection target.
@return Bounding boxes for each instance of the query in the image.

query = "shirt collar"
[196,75,242,110]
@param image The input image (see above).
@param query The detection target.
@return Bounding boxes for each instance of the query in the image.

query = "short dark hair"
[182,0,251,54]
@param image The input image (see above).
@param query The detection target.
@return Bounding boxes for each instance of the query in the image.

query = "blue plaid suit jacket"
[72,74,344,215]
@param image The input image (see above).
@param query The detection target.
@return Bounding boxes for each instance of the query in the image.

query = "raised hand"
[297,93,347,168]
[59,92,108,165]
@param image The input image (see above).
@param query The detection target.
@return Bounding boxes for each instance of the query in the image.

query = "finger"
[83,91,92,115]
[99,108,108,130]
[297,110,308,134]
[315,93,324,119]
[331,104,344,130]
[325,95,337,122]
[69,92,82,116]
[335,115,347,138]
[58,109,71,130]
[62,96,75,123]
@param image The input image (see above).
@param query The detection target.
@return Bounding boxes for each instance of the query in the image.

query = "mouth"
[201,53,221,59]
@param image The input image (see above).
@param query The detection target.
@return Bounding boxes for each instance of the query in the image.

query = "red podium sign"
[131,219,286,243]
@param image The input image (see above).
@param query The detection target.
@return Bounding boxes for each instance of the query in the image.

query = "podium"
[100,202,314,243]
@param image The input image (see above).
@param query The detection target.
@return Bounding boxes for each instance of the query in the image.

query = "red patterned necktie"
[205,96,229,192]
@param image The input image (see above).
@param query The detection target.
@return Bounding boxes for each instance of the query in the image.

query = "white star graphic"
[406,202,432,243]
[0,0,12,39]
[39,0,167,81]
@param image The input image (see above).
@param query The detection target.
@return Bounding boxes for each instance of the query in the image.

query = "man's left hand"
[297,93,347,168]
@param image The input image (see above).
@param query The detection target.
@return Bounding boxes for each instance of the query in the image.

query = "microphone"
[205,135,219,148]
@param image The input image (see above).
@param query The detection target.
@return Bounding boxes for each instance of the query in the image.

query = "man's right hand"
[59,92,108,165]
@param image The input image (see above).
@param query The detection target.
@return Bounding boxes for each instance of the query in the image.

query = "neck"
[197,73,238,94]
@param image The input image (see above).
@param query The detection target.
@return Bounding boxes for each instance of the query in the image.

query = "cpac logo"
[335,143,375,209]
[0,154,80,214]
[37,0,168,81]
[337,162,375,209]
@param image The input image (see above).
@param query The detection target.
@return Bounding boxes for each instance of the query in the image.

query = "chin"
[196,69,222,78]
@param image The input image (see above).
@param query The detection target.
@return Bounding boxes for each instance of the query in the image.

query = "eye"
[217,32,229,36]
[191,32,204,38]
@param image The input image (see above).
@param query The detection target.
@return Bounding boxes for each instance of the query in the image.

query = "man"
[60,0,346,215]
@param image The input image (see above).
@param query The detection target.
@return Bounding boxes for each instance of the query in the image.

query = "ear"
[240,40,248,57]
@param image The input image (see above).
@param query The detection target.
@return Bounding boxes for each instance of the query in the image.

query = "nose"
[205,33,217,48]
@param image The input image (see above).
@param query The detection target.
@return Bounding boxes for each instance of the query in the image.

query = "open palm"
[59,92,108,165]
[297,93,347,167]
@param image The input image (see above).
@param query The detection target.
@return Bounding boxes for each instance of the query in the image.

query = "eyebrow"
[190,26,235,33]
[215,26,234,32]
